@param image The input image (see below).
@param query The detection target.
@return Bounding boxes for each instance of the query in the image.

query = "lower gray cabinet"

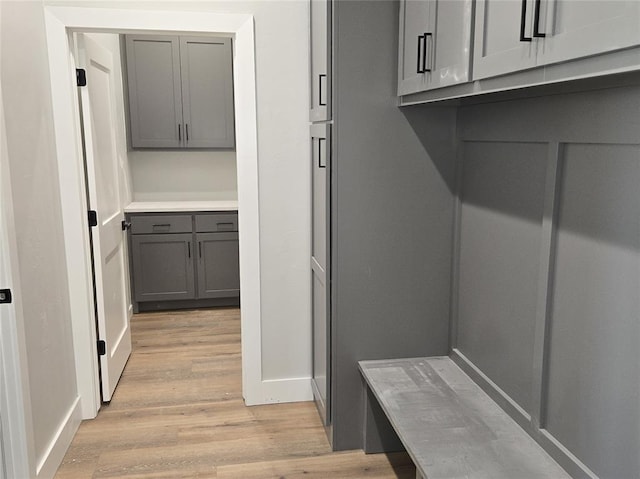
[127,211,239,310]
[196,232,240,299]
[131,233,196,302]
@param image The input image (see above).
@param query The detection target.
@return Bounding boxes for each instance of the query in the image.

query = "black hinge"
[97,340,106,356]
[0,289,12,304]
[88,210,98,227]
[76,68,87,87]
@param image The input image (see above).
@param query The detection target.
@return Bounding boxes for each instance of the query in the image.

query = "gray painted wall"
[455,84,640,479]
[331,0,456,450]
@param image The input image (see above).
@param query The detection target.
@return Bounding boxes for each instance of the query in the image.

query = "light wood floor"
[55,308,415,478]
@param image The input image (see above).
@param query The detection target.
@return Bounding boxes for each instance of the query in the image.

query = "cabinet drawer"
[195,213,238,232]
[129,214,192,234]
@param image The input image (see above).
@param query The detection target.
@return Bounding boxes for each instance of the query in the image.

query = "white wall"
[129,150,238,201]
[0,1,81,476]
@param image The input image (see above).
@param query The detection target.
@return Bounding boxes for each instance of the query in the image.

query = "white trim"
[44,11,101,419]
[35,398,81,479]
[43,6,264,410]
[258,378,314,405]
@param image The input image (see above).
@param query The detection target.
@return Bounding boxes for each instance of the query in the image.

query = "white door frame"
[43,6,264,417]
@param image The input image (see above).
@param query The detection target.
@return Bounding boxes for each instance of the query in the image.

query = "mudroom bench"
[359,357,570,479]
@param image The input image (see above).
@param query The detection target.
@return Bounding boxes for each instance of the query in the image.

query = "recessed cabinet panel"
[457,141,547,414]
[131,233,195,302]
[180,37,235,148]
[546,144,640,479]
[126,36,182,148]
[196,232,240,299]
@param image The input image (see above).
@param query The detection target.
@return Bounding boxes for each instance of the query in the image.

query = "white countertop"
[124,200,238,213]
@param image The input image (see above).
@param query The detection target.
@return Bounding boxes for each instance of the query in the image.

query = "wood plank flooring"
[55,308,414,478]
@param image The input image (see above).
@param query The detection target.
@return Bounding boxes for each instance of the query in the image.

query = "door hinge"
[88,210,98,227]
[0,289,12,304]
[97,340,106,356]
[76,68,87,87]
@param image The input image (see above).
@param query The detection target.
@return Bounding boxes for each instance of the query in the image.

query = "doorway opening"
[44,6,264,419]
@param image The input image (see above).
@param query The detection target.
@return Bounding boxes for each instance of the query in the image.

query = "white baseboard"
[247,377,313,406]
[36,396,81,479]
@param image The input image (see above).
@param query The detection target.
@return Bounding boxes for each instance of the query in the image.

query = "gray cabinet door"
[473,0,538,80]
[180,37,235,148]
[131,233,195,302]
[310,0,331,122]
[125,35,183,148]
[310,123,330,425]
[398,0,432,95]
[196,232,240,299]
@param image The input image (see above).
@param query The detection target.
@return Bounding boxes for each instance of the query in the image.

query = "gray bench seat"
[359,357,571,479]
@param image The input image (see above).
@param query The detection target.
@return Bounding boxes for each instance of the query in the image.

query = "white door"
[78,34,131,402]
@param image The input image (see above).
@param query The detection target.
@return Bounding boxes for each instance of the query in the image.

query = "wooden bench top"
[359,357,570,479]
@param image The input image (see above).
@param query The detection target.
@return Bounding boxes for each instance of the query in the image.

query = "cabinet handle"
[188,242,191,258]
[533,0,546,37]
[520,0,533,42]
[422,33,432,73]
[318,137,326,168]
[185,124,189,142]
[319,74,327,106]
[416,35,424,73]
[198,241,202,258]
[178,123,182,142]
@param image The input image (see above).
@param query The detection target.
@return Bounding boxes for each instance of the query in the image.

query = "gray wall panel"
[457,141,547,413]
[331,0,456,450]
[546,143,640,479]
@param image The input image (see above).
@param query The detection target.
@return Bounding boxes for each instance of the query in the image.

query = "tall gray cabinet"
[309,0,332,428]
[310,0,456,450]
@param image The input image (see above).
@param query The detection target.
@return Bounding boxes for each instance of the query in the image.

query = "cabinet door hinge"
[97,340,106,356]
[0,289,12,304]
[88,210,98,228]
[76,69,87,87]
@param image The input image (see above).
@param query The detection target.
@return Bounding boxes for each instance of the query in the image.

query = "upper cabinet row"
[399,0,640,97]
[125,35,235,149]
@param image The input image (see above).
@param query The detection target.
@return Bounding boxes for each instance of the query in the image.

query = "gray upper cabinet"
[125,35,183,148]
[310,0,331,122]
[398,0,472,96]
[473,0,640,81]
[126,35,235,149]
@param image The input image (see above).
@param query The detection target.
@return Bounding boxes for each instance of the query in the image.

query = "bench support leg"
[362,384,404,454]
